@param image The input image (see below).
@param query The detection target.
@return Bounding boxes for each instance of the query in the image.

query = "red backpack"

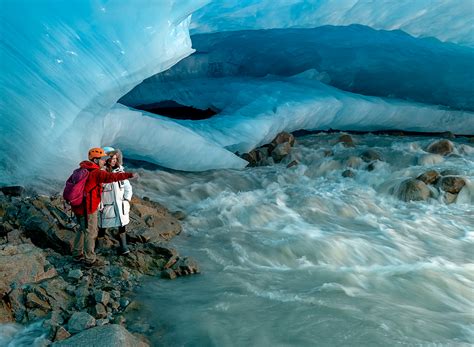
[63,168,89,206]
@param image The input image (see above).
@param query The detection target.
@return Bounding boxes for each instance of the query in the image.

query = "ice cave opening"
[121,100,219,121]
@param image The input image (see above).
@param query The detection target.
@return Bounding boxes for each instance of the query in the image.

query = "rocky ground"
[0,189,199,346]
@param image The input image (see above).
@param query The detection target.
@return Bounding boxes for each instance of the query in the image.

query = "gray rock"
[342,170,355,178]
[161,269,177,280]
[54,326,71,342]
[93,303,107,319]
[67,269,83,280]
[67,311,96,334]
[96,319,109,326]
[53,324,148,347]
[397,179,431,202]
[417,170,440,185]
[426,139,454,156]
[94,291,110,306]
[360,149,383,162]
[271,142,292,163]
[0,186,25,197]
[444,192,458,204]
[337,134,354,147]
[110,290,120,300]
[439,176,466,194]
[271,132,295,147]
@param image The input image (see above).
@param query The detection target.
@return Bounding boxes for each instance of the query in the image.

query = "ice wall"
[122,26,474,111]
[191,0,474,47]
[0,0,207,183]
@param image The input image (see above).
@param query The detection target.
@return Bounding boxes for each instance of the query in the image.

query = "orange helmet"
[88,147,106,160]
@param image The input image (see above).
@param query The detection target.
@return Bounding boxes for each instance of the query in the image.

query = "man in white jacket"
[98,147,133,255]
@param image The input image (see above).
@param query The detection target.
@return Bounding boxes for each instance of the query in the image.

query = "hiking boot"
[118,233,130,256]
[72,254,85,262]
[84,258,106,267]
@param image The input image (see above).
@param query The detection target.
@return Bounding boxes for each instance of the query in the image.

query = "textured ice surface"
[120,76,474,156]
[192,0,474,47]
[0,0,206,182]
[123,26,474,111]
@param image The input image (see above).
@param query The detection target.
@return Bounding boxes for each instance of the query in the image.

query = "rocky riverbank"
[0,188,199,346]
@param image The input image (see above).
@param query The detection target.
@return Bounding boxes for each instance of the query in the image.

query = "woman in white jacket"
[99,148,132,255]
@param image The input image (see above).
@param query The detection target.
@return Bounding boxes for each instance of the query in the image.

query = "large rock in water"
[397,179,431,202]
[53,324,149,347]
[426,139,454,156]
[416,170,440,185]
[439,176,466,194]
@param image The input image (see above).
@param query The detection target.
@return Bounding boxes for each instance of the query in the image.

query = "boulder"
[426,139,454,156]
[0,243,54,298]
[342,170,355,178]
[270,132,295,147]
[241,147,269,167]
[397,179,431,202]
[360,150,383,162]
[53,324,148,347]
[345,156,363,168]
[337,134,355,147]
[0,186,25,197]
[439,176,466,194]
[67,312,96,334]
[94,291,110,306]
[417,154,444,166]
[444,192,458,204]
[93,303,107,319]
[271,142,292,163]
[416,170,440,185]
[0,299,14,323]
[54,326,71,342]
[68,269,83,280]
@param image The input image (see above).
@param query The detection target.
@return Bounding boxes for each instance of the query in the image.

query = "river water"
[126,133,474,346]
[3,134,473,346]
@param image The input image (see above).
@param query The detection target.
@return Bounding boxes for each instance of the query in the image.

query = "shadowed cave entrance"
[130,100,218,120]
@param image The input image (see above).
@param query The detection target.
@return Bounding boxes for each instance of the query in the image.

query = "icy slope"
[192,0,474,47]
[0,0,206,182]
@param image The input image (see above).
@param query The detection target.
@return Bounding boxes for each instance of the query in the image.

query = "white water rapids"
[126,134,474,346]
[3,133,473,346]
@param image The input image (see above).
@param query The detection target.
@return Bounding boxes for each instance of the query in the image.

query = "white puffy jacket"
[99,165,133,228]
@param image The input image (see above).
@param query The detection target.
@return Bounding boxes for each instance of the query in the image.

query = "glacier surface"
[0,0,473,183]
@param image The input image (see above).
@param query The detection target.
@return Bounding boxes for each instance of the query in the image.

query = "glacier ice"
[123,26,474,111]
[191,0,474,47]
[0,0,473,183]
[0,0,207,182]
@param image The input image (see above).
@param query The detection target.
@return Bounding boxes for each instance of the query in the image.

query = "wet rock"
[440,169,460,176]
[444,192,458,204]
[345,156,363,168]
[360,150,383,162]
[68,269,83,280]
[417,170,440,185]
[7,287,26,323]
[241,148,269,167]
[54,326,71,342]
[439,176,466,194]
[271,142,292,163]
[160,269,177,280]
[286,160,298,168]
[426,139,454,156]
[271,132,295,147]
[53,324,149,347]
[0,299,14,323]
[67,311,96,334]
[171,257,200,277]
[342,170,355,178]
[119,298,130,309]
[323,149,334,157]
[337,134,355,147]
[366,162,376,171]
[171,211,186,220]
[0,186,25,197]
[397,179,431,202]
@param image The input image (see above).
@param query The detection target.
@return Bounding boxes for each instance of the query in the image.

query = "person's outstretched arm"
[95,170,135,184]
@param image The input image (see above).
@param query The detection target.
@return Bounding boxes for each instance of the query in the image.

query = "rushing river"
[3,134,473,347]
[125,133,474,347]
